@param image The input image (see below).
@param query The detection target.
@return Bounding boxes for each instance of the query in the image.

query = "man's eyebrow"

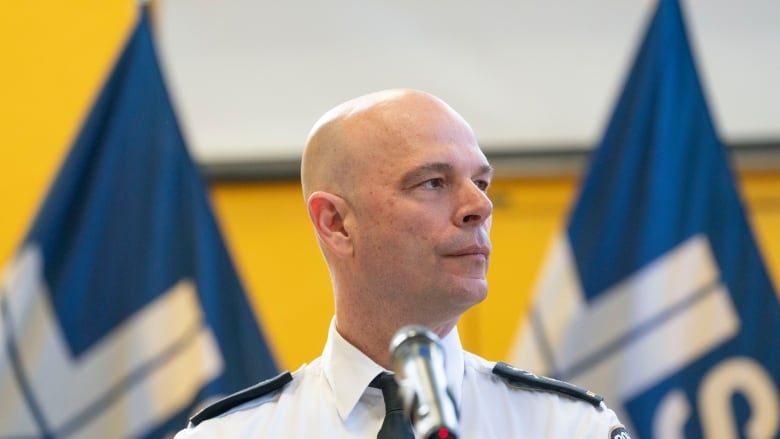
[400,162,494,187]
[479,164,495,178]
[400,163,453,187]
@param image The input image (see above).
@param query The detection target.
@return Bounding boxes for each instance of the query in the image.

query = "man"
[175,89,629,437]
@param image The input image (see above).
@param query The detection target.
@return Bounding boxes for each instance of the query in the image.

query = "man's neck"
[334,311,457,370]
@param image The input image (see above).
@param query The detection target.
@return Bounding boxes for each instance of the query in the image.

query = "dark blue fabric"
[23,7,277,437]
[565,0,779,436]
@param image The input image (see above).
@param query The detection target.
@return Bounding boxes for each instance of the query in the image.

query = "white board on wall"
[156,0,780,163]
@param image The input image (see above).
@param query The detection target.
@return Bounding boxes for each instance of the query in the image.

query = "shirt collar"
[440,325,465,407]
[322,318,386,421]
[321,318,466,421]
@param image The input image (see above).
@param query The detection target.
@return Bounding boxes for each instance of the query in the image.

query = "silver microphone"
[390,325,459,439]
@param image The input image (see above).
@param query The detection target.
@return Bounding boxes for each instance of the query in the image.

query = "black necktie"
[370,372,415,439]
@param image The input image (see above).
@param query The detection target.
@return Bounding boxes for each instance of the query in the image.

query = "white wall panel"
[156,0,780,163]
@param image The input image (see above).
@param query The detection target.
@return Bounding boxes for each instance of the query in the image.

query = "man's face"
[345,103,493,318]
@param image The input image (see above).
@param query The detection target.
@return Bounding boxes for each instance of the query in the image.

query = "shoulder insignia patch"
[189,371,293,426]
[609,425,631,439]
[492,362,603,408]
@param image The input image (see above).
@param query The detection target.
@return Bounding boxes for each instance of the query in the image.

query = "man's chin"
[451,279,488,307]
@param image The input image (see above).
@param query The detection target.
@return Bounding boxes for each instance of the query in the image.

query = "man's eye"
[420,178,446,189]
[475,179,490,192]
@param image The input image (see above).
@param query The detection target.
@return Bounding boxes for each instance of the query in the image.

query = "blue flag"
[0,8,276,438]
[511,0,780,437]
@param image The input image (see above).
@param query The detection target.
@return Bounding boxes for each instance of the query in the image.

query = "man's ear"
[307,191,353,256]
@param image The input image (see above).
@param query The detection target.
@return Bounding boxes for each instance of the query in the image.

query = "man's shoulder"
[462,355,628,436]
[173,360,329,437]
[189,371,294,427]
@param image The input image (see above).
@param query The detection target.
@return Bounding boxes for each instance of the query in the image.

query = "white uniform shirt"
[175,320,626,438]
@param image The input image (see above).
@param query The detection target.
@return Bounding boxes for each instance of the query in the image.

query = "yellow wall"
[2,2,779,373]
[0,1,136,265]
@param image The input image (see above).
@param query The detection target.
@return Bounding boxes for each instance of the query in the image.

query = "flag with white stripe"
[0,7,276,438]
[509,0,779,437]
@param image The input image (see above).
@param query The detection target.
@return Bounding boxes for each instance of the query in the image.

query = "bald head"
[300,89,492,360]
[300,89,474,201]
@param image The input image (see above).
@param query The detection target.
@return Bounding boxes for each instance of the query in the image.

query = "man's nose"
[455,181,493,227]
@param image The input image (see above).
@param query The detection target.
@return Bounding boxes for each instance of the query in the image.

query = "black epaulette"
[492,362,603,408]
[190,371,293,426]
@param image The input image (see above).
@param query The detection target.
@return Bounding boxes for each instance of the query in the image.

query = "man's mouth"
[448,244,490,259]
